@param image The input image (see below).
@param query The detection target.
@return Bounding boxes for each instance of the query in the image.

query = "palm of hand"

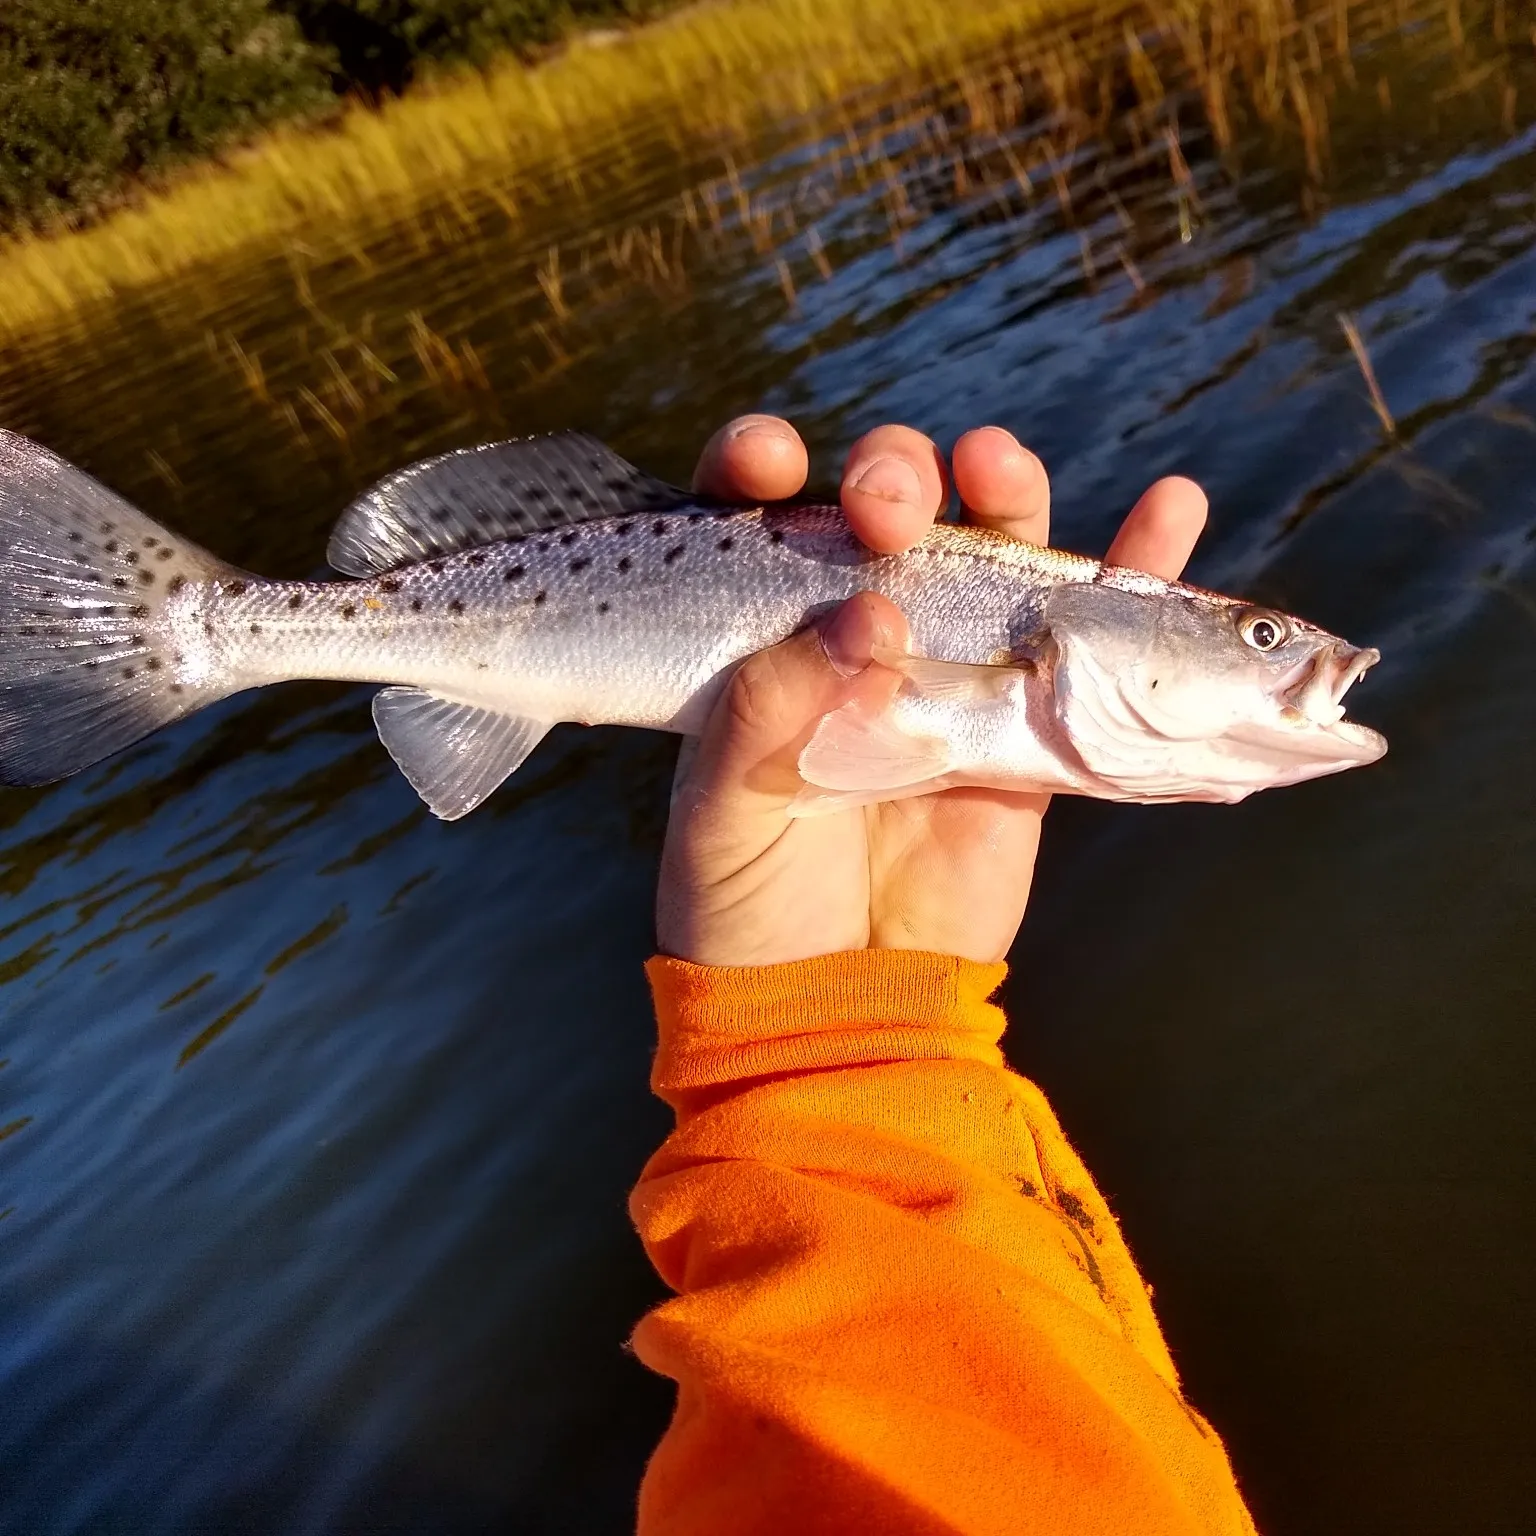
[657,419,1206,967]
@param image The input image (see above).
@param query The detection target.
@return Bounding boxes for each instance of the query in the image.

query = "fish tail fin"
[0,430,239,786]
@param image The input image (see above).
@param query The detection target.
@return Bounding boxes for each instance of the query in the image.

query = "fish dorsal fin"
[372,687,550,820]
[329,432,694,577]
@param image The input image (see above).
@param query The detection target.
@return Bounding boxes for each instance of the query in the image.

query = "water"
[1,2,1534,1530]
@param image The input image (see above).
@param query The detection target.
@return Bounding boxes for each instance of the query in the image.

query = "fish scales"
[198,508,1100,734]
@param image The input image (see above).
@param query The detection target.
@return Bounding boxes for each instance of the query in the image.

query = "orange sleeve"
[628,950,1257,1536]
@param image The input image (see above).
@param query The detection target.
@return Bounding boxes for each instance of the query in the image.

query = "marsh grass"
[140,0,1523,478]
[2,0,1520,355]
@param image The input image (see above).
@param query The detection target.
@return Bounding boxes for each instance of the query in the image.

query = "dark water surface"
[1,2,1534,1530]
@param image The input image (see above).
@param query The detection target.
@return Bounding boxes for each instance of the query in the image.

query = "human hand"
[656,416,1208,966]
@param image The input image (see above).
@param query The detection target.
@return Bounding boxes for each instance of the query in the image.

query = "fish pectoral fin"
[869,645,1023,705]
[796,698,953,800]
[372,687,550,820]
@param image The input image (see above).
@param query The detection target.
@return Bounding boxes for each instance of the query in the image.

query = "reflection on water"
[1,0,1534,1530]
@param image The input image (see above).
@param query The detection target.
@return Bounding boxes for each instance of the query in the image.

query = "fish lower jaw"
[1332,719,1389,759]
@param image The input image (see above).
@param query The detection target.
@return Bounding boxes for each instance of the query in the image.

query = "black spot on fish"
[597,601,610,614]
[652,519,667,535]
[105,540,119,553]
[100,520,114,532]
[249,623,261,635]
[138,570,154,585]
[379,577,401,593]
[570,556,590,573]
[123,666,135,679]
[467,552,486,566]
[125,551,139,565]
[146,656,162,671]
[156,547,173,561]
[287,592,302,609]
[170,683,184,694]
[168,575,186,594]
[433,507,454,522]
[617,556,631,573]
[112,577,128,589]
[226,579,248,595]
[341,603,357,619]
[769,530,785,545]
[204,621,214,634]
[504,564,524,581]
[528,485,549,502]
[428,561,445,574]
[411,598,423,612]
[132,605,149,618]
[534,590,548,605]
[718,536,734,552]
[144,536,157,548]
[67,531,82,543]
[616,521,632,535]
[560,531,578,546]
[664,545,684,565]
[449,599,464,614]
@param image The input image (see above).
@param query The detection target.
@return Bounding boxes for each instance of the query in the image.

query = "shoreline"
[0,0,1051,344]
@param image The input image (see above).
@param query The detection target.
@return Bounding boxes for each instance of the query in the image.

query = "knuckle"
[725,652,790,737]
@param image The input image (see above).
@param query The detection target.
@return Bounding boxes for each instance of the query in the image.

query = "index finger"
[692,415,809,502]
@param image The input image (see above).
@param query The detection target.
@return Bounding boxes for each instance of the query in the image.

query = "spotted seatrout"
[0,430,1385,819]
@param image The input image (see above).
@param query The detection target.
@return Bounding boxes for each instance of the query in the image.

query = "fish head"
[1040,574,1386,802]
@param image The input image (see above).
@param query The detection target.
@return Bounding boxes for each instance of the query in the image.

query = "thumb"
[679,592,910,826]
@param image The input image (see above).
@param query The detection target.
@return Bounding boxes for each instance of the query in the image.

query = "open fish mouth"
[1283,642,1380,727]
[1266,641,1387,764]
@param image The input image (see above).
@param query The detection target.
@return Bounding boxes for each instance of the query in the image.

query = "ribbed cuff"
[645,950,1009,1100]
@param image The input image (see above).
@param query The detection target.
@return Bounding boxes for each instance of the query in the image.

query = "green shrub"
[0,0,333,230]
[275,1,665,95]
[0,0,676,232]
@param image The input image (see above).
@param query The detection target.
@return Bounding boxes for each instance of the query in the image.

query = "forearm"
[629,951,1255,1536]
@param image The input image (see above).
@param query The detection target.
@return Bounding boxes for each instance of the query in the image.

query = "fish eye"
[1237,609,1289,652]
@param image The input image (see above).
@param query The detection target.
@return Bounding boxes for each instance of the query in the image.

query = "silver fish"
[0,429,1385,819]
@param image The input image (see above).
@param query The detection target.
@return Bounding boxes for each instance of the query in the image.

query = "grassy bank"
[0,0,1055,341]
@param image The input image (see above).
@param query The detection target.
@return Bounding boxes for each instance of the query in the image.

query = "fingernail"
[851,455,922,505]
[820,602,870,677]
[725,416,795,443]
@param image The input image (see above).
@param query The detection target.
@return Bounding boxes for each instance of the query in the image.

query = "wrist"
[645,949,1010,1107]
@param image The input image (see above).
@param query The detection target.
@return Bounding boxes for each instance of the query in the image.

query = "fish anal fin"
[329,433,694,577]
[372,687,549,820]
